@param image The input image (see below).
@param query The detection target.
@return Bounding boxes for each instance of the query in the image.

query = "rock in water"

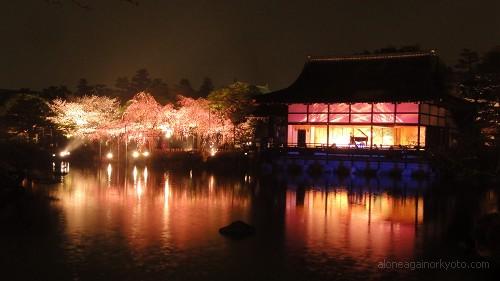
[219,220,255,239]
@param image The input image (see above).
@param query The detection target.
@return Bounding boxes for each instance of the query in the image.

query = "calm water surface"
[1,163,498,281]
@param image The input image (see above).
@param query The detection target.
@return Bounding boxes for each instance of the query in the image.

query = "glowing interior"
[286,102,437,148]
[287,125,425,148]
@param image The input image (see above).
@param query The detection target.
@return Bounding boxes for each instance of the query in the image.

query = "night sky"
[1,0,499,91]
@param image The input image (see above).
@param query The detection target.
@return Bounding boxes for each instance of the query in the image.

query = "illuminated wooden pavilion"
[257,51,457,150]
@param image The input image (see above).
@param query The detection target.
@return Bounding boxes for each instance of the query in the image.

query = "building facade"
[257,51,459,151]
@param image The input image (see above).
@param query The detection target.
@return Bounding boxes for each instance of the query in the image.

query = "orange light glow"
[55,168,251,252]
[287,102,423,125]
[287,124,425,147]
[285,189,423,262]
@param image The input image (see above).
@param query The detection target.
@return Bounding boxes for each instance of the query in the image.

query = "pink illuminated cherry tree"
[48,91,242,152]
[173,96,232,147]
[48,95,120,139]
[121,92,163,148]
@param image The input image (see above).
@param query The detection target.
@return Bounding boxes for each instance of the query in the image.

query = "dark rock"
[219,220,255,239]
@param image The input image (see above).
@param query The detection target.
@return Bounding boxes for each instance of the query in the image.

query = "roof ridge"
[307,50,436,62]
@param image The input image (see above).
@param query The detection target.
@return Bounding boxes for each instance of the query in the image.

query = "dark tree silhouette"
[456,47,500,151]
[208,81,262,125]
[198,77,214,98]
[455,49,480,73]
[149,78,170,103]
[175,78,196,98]
[454,49,481,101]
[41,85,71,100]
[76,78,92,96]
[479,46,500,74]
[130,69,152,93]
[115,76,130,91]
[0,93,51,138]
[76,79,113,97]
[115,69,170,103]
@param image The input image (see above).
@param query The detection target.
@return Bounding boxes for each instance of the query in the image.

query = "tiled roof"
[257,51,447,103]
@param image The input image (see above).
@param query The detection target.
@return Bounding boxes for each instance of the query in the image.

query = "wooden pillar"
[327,104,330,147]
[348,103,351,123]
[370,103,374,149]
[417,103,421,149]
[417,125,421,149]
[394,102,397,148]
[306,104,309,147]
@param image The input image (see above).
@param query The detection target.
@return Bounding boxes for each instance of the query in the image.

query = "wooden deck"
[263,146,428,163]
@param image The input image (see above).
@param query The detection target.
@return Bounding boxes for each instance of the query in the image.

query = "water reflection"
[53,165,252,255]
[32,165,497,280]
[106,164,112,183]
[285,189,423,266]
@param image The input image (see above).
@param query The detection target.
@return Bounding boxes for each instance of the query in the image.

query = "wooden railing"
[262,143,428,163]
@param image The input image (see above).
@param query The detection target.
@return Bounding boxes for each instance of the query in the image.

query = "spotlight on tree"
[132,151,140,158]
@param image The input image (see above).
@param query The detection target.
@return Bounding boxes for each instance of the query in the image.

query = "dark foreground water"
[1,163,498,281]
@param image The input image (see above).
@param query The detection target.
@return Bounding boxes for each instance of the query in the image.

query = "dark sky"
[1,0,499,91]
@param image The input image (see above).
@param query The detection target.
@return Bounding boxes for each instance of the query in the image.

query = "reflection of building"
[258,51,461,150]
[285,190,423,262]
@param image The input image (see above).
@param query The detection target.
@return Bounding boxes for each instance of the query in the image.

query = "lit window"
[351,114,371,123]
[329,103,350,113]
[373,113,394,123]
[288,104,308,113]
[308,113,328,122]
[396,103,419,113]
[329,114,349,123]
[373,103,395,112]
[395,114,419,123]
[351,103,372,113]
[308,103,328,113]
[288,114,307,123]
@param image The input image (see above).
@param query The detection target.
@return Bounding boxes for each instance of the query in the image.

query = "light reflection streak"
[60,161,70,174]
[209,175,215,194]
[53,169,252,252]
[136,180,143,198]
[107,164,112,182]
[285,189,424,262]
[133,166,138,184]
[164,173,170,210]
[47,166,463,270]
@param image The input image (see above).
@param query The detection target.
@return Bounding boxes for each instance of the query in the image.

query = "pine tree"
[198,77,214,98]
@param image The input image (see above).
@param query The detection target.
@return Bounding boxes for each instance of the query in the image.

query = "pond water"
[1,164,497,281]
